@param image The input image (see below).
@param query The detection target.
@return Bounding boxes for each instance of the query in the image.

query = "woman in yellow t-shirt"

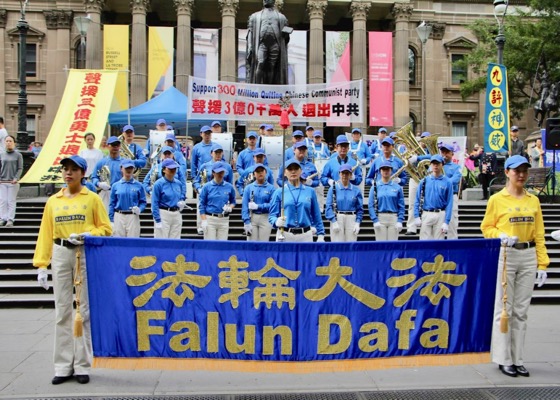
[481,155,549,378]
[34,155,111,385]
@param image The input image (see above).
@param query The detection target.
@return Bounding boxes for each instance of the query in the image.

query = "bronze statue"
[246,0,292,85]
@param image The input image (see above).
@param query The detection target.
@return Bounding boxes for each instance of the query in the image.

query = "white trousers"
[51,244,92,376]
[492,246,537,366]
[314,186,325,212]
[374,213,398,241]
[447,194,459,239]
[154,209,182,239]
[204,215,229,240]
[0,182,19,222]
[113,213,141,238]
[99,190,110,212]
[419,211,446,240]
[330,213,357,242]
[406,179,418,233]
[276,228,313,242]
[248,213,272,242]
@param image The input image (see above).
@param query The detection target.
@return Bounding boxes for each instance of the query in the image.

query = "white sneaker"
[0,220,5,226]
[5,220,13,227]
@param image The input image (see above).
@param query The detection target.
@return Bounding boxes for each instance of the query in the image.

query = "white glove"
[177,201,186,211]
[331,221,341,233]
[201,220,208,232]
[37,268,49,290]
[353,223,360,235]
[441,223,449,234]
[408,155,418,165]
[244,223,253,235]
[392,177,401,184]
[551,230,560,241]
[68,233,83,245]
[414,217,422,227]
[374,222,382,229]
[537,270,547,287]
[328,179,335,187]
[498,233,518,247]
[360,158,367,165]
[395,222,403,233]
[222,204,233,214]
[98,182,111,191]
[276,216,287,228]
[317,235,325,242]
[305,178,313,186]
[131,206,141,215]
[311,227,317,235]
[248,201,259,210]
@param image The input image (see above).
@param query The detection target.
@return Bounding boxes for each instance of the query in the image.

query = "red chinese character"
[58,145,81,156]
[302,103,317,117]
[286,104,298,117]
[233,101,246,115]
[491,70,501,83]
[192,99,206,114]
[73,109,92,121]
[69,121,89,132]
[84,73,102,84]
[317,103,331,117]
[52,157,64,166]
[80,85,99,97]
[65,132,85,144]
[256,103,267,116]
[491,89,502,105]
[269,104,282,117]
[77,98,96,108]
[208,100,222,114]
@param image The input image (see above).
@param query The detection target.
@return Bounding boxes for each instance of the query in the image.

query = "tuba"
[118,134,141,179]
[391,122,438,183]
[99,164,111,185]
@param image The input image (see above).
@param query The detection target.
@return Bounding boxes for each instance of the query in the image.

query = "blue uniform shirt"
[313,142,331,159]
[268,183,325,235]
[151,176,186,223]
[367,180,405,223]
[109,178,147,222]
[350,140,372,163]
[91,156,123,187]
[414,174,453,224]
[443,160,462,194]
[304,137,316,161]
[236,147,269,176]
[143,161,186,195]
[241,181,275,224]
[320,156,362,186]
[123,142,147,169]
[199,180,237,215]
[325,183,364,223]
[194,160,234,192]
[366,155,408,186]
[191,141,215,178]
[277,159,318,187]
[237,165,274,196]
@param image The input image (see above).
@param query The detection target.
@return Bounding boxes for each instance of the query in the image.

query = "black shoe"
[499,364,518,377]
[515,365,530,377]
[75,374,90,384]
[51,375,72,385]
[404,231,416,236]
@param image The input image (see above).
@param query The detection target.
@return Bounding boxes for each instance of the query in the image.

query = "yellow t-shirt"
[481,188,549,270]
[33,187,112,268]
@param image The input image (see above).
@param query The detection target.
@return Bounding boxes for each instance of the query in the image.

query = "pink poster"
[325,32,351,126]
[369,32,393,126]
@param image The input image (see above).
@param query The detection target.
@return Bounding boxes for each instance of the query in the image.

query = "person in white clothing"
[0,117,8,153]
[79,133,104,178]
[0,136,23,227]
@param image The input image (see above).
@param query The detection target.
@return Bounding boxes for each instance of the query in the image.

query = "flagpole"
[278,94,291,242]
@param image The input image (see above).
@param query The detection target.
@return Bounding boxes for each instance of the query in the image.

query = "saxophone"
[118,134,141,179]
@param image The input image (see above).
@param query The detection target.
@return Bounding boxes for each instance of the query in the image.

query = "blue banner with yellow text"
[484,63,510,153]
[86,238,499,364]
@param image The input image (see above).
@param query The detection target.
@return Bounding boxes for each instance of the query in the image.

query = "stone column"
[130,0,149,106]
[350,1,371,130]
[84,0,104,70]
[307,0,327,84]
[174,0,194,94]
[428,22,446,134]
[391,2,413,128]
[218,0,239,83]
[0,10,7,117]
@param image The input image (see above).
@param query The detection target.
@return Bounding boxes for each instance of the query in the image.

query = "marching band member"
[163,133,187,177]
[269,159,325,243]
[312,130,330,212]
[370,127,388,159]
[277,141,318,188]
[91,136,124,210]
[143,118,168,157]
[120,125,147,169]
[34,155,111,385]
[236,131,268,180]
[481,155,549,378]
[211,120,222,133]
[197,144,234,189]
[236,148,274,196]
[350,128,373,167]
[151,158,186,239]
[413,155,453,240]
[284,130,306,160]
[191,125,215,179]
[199,161,237,240]
[365,137,407,187]
[440,142,462,239]
[304,125,316,161]
[242,163,275,241]
[405,131,432,236]
[368,160,405,241]
[109,159,147,238]
[321,135,363,189]
[325,164,363,242]
[143,146,186,196]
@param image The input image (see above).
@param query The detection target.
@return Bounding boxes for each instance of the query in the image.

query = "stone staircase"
[1,197,559,307]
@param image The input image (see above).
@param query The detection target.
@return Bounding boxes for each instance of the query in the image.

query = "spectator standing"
[0,136,23,227]
[79,133,104,178]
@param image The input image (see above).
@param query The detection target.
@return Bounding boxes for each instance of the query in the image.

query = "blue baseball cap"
[61,155,87,171]
[156,118,167,126]
[294,141,308,149]
[161,158,179,169]
[339,163,353,173]
[439,142,454,152]
[389,131,397,138]
[212,161,227,173]
[211,120,221,127]
[430,155,444,164]
[313,130,323,137]
[420,131,431,138]
[200,125,212,133]
[252,163,266,172]
[165,133,177,142]
[211,143,224,152]
[107,136,121,145]
[253,148,266,156]
[381,138,394,146]
[122,124,134,132]
[292,130,304,137]
[351,128,362,134]
[246,131,258,138]
[285,159,301,169]
[120,159,135,169]
[511,125,519,131]
[336,135,349,145]
[379,160,394,169]
[378,127,387,133]
[505,155,531,170]
[161,146,175,154]
[306,126,314,131]
[166,125,174,130]
[259,123,267,129]
[265,124,274,131]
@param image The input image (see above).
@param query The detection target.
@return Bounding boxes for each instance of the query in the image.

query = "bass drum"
[314,158,329,177]
[212,132,234,164]
[261,136,284,169]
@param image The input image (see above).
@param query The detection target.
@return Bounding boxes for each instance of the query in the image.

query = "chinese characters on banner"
[484,63,510,153]
[86,237,499,367]
[368,32,394,127]
[187,76,364,125]
[20,70,118,183]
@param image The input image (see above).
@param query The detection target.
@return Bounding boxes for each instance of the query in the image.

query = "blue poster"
[484,63,510,153]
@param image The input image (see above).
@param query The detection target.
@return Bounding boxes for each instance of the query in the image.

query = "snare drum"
[261,136,285,169]
[212,132,234,163]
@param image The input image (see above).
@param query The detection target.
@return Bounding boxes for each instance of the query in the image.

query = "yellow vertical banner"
[20,70,118,183]
[148,26,174,99]
[103,25,129,111]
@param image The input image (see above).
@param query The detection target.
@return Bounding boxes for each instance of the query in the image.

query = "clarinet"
[332,181,338,215]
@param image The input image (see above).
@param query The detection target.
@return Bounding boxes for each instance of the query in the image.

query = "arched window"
[409,112,418,134]
[74,39,86,69]
[409,47,417,86]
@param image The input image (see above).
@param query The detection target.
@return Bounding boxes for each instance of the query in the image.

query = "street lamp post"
[416,21,432,132]
[493,0,508,65]
[16,0,30,153]
[74,16,90,69]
